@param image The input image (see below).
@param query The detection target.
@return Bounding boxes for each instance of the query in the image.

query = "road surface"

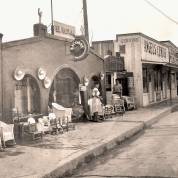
[68,111,178,178]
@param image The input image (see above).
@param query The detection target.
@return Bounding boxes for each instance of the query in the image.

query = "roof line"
[89,48,104,61]
[2,33,73,49]
[92,40,114,44]
[160,40,178,49]
[116,32,168,47]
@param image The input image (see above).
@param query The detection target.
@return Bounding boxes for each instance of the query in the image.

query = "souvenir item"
[14,68,25,81]
[37,68,46,80]
[44,76,51,88]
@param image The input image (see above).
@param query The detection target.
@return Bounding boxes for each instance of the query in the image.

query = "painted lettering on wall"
[144,40,167,58]
[121,38,139,43]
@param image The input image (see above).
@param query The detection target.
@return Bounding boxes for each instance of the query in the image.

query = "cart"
[111,94,125,116]
[122,96,136,110]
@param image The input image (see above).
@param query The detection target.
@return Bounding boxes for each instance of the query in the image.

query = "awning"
[164,63,178,69]
[117,72,133,78]
[142,59,178,70]
[141,59,167,65]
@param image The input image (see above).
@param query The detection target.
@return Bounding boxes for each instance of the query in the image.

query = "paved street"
[0,100,177,178]
[70,111,178,178]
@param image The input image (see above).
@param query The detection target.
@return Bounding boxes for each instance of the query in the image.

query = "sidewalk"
[0,99,178,178]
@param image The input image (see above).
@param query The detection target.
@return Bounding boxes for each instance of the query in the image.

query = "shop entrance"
[49,68,80,108]
[14,75,41,115]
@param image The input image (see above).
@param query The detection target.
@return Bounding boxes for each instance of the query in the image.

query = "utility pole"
[51,0,54,35]
[83,0,89,42]
[0,33,3,120]
[169,52,172,104]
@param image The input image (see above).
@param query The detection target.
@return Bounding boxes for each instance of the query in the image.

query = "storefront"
[92,33,178,107]
[0,24,105,122]
[115,33,178,107]
[104,55,133,104]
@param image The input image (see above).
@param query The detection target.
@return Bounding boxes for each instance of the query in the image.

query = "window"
[119,45,126,54]
[143,67,148,93]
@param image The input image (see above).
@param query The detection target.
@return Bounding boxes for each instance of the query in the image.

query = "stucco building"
[0,24,105,122]
[92,33,178,107]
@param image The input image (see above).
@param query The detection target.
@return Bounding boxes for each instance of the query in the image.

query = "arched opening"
[49,68,80,108]
[14,75,41,115]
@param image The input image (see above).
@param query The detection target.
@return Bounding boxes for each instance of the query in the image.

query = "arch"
[50,64,81,85]
[14,74,41,115]
[49,67,80,108]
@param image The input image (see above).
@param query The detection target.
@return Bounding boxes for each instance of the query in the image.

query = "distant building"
[92,40,134,105]
[92,33,178,107]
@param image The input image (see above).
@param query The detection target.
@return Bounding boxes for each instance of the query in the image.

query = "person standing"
[88,85,103,122]
[113,79,123,98]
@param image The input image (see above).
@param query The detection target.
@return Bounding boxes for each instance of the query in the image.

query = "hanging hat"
[44,76,51,89]
[37,68,46,80]
[14,67,25,81]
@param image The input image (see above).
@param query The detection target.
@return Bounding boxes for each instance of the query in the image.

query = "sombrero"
[44,76,51,89]
[14,67,25,81]
[37,68,46,80]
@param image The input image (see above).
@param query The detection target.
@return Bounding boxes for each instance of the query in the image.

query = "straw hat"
[44,76,51,89]
[14,68,25,81]
[37,68,46,80]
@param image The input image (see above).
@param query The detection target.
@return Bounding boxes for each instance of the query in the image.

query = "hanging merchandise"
[37,68,47,80]
[14,67,25,81]
[44,76,51,89]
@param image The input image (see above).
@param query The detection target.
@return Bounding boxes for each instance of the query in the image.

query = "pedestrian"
[88,85,103,122]
[113,79,122,98]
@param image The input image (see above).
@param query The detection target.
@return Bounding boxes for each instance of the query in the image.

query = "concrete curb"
[144,104,178,128]
[42,104,178,178]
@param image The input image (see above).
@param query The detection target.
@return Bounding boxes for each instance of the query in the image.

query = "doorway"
[49,68,80,108]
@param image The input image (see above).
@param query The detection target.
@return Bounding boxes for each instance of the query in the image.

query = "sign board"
[70,36,89,61]
[127,77,134,88]
[54,20,75,39]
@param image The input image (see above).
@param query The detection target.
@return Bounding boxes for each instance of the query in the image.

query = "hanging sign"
[128,77,134,88]
[70,36,89,61]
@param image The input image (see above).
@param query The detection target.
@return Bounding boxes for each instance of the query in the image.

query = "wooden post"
[0,33,3,120]
[51,0,54,35]
[83,0,89,42]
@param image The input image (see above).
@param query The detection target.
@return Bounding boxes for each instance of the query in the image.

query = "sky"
[0,0,178,45]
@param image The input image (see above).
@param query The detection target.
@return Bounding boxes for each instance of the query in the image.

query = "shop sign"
[54,20,75,39]
[144,40,167,59]
[70,36,89,61]
[128,77,134,88]
[120,38,139,43]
